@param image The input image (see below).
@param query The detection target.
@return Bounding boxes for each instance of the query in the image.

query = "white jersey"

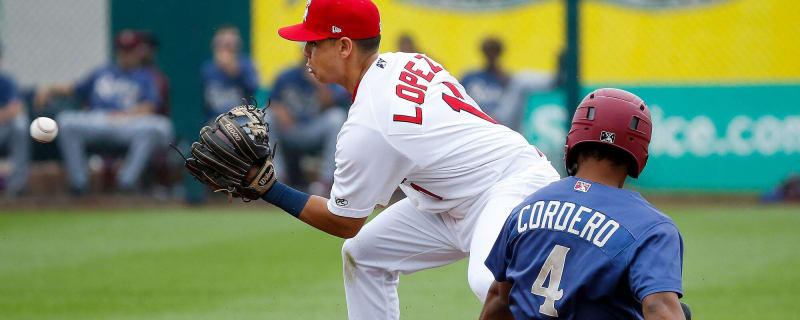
[327,52,549,218]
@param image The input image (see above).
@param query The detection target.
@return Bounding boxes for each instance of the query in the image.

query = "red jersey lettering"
[442,82,498,124]
[404,61,435,82]
[414,54,443,73]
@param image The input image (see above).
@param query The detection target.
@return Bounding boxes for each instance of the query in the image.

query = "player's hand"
[182,100,277,201]
[33,88,51,109]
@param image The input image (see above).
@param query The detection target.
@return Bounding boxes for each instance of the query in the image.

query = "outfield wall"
[252,0,799,83]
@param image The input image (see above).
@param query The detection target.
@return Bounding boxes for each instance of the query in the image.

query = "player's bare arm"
[297,195,366,238]
[642,292,686,320]
[121,101,155,116]
[33,84,74,107]
[0,99,22,123]
[479,281,514,320]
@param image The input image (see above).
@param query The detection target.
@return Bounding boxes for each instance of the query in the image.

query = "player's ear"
[338,37,353,58]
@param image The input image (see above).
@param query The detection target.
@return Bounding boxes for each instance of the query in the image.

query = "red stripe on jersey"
[410,183,443,200]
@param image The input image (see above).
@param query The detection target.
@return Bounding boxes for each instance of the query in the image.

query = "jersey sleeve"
[330,84,351,107]
[0,76,19,107]
[74,69,100,102]
[138,70,159,105]
[628,222,684,302]
[484,211,518,282]
[270,70,291,103]
[326,123,415,218]
[238,57,260,97]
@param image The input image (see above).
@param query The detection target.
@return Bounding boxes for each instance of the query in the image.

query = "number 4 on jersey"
[531,244,570,317]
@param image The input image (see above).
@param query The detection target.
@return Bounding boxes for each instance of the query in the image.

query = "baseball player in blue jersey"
[481,88,687,319]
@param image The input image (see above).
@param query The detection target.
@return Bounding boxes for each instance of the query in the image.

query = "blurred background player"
[139,31,170,117]
[481,88,685,319]
[0,40,30,198]
[396,33,437,62]
[461,37,509,126]
[202,25,259,123]
[268,53,348,194]
[34,30,172,194]
[397,33,419,53]
[462,36,555,132]
[139,30,180,198]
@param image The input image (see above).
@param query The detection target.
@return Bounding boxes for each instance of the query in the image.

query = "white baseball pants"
[0,111,30,197]
[57,110,173,191]
[341,160,560,320]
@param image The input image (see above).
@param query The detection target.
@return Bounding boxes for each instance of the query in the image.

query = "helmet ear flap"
[631,153,649,178]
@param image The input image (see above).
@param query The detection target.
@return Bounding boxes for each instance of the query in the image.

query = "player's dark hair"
[354,35,381,54]
[572,142,638,177]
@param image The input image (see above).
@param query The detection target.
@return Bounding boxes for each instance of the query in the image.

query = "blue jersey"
[485,177,683,319]
[271,65,350,124]
[202,56,260,119]
[75,65,158,111]
[461,70,505,117]
[0,73,19,107]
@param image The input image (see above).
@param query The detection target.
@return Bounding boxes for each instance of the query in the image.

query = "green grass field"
[1,204,799,319]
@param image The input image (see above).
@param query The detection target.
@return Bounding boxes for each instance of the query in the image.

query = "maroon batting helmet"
[564,88,652,178]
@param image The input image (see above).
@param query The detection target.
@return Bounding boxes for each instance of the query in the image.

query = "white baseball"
[30,117,59,143]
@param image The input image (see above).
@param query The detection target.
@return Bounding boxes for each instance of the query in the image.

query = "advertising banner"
[523,86,800,191]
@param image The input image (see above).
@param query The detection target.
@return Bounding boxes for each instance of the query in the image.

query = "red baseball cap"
[114,29,143,51]
[278,0,381,41]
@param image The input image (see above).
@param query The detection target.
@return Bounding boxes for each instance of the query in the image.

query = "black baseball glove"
[182,101,277,201]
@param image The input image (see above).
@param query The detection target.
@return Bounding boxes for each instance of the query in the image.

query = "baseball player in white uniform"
[263,0,560,318]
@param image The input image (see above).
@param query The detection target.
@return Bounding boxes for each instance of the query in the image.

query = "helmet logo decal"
[600,131,616,143]
[332,26,342,33]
